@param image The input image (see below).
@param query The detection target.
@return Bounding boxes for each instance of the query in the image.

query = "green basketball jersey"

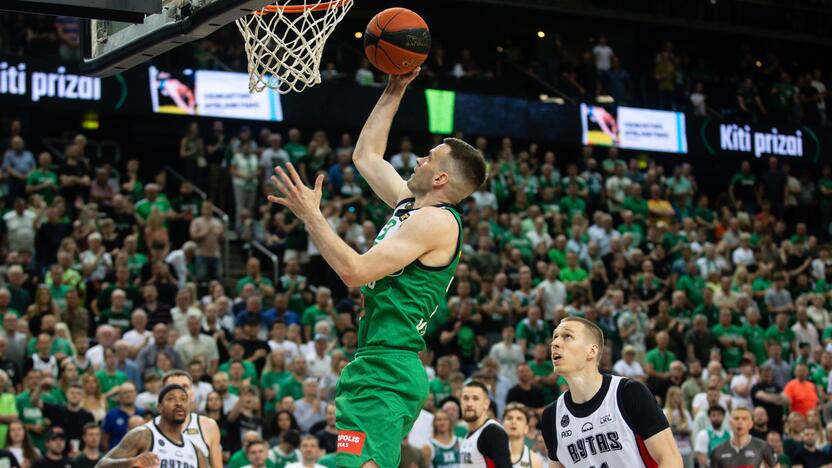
[431,436,461,468]
[359,198,462,352]
[268,447,300,468]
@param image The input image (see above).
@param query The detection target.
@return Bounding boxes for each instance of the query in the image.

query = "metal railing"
[163,165,231,280]
[249,240,280,285]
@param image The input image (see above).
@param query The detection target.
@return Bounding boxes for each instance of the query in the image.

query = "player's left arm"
[198,415,224,468]
[643,429,682,468]
[268,163,456,287]
[620,379,683,468]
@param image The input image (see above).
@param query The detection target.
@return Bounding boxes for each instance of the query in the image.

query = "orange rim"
[256,0,349,14]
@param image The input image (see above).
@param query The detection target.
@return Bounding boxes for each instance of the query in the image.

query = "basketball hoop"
[236,0,353,94]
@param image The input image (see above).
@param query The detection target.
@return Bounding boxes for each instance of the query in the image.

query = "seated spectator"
[284,435,326,468]
[505,363,545,412]
[31,428,69,468]
[70,423,102,468]
[101,383,142,450]
[612,345,645,380]
[693,405,731,467]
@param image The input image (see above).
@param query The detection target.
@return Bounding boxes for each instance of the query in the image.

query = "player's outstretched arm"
[95,428,155,468]
[269,164,457,288]
[643,428,683,468]
[352,69,420,208]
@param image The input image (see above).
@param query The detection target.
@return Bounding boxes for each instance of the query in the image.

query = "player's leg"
[335,353,428,467]
[359,461,379,468]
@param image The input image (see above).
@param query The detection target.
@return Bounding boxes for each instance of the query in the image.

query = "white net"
[236,0,354,94]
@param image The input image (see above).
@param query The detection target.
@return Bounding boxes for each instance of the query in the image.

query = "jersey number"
[589,464,609,468]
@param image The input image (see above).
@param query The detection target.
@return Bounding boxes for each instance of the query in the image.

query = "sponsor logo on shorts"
[337,430,366,455]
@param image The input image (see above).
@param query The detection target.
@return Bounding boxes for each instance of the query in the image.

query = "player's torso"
[431,436,461,468]
[512,444,532,468]
[154,412,209,458]
[711,439,767,468]
[460,419,503,467]
[144,420,200,468]
[358,198,461,352]
[554,376,647,467]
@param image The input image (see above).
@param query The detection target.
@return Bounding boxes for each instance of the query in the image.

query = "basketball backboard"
[4,0,161,23]
[81,0,274,76]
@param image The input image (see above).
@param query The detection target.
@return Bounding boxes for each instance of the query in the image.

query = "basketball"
[364,8,431,75]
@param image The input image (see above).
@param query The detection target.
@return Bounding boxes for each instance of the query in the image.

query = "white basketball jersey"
[512,444,532,468]
[154,413,209,458]
[460,419,503,467]
[143,420,200,468]
[554,375,654,467]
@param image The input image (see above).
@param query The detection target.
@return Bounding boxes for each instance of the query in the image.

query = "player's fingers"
[270,176,289,198]
[314,174,325,193]
[267,195,288,206]
[275,167,296,193]
[286,163,303,187]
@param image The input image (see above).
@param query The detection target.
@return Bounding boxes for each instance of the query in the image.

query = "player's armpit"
[643,428,683,468]
[352,154,410,209]
[346,207,456,287]
[95,427,152,468]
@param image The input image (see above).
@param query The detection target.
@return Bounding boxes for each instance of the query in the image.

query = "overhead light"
[496,46,504,52]
[755,60,762,67]
[597,95,615,103]
[354,31,363,39]
[537,30,545,38]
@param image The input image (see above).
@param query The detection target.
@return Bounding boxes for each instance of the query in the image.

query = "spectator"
[31,428,69,468]
[3,138,35,200]
[70,423,101,468]
[792,426,831,467]
[737,77,766,122]
[693,406,730,467]
[784,363,819,417]
[100,383,142,450]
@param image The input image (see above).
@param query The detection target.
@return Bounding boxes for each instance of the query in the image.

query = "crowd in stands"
[4,111,832,467]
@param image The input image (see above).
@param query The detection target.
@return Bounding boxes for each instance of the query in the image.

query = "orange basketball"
[363,8,430,75]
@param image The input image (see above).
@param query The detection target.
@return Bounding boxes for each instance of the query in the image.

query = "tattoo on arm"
[95,428,150,468]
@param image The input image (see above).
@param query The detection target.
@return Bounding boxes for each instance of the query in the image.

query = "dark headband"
[158,383,187,404]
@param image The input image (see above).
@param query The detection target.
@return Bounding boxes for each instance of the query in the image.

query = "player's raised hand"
[130,452,160,468]
[268,163,324,222]
[386,67,420,93]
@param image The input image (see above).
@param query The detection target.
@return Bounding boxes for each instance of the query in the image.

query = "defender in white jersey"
[96,384,207,468]
[503,403,542,468]
[459,382,512,468]
[542,316,682,468]
[162,370,223,468]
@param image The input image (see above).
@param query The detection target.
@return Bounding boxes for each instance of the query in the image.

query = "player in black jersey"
[542,316,682,467]
[459,381,512,468]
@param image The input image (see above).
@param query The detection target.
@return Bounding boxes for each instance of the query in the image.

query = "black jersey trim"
[147,427,154,453]
[414,205,462,271]
[153,420,186,447]
[194,413,208,449]
[563,374,612,417]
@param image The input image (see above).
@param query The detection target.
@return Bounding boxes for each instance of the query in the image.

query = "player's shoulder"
[196,413,218,430]
[401,205,458,234]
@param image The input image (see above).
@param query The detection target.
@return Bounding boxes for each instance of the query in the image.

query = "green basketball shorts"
[335,348,428,468]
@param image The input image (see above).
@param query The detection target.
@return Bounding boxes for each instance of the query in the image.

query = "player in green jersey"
[266,67,486,468]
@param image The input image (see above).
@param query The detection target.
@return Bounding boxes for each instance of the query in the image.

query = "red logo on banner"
[337,430,366,455]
